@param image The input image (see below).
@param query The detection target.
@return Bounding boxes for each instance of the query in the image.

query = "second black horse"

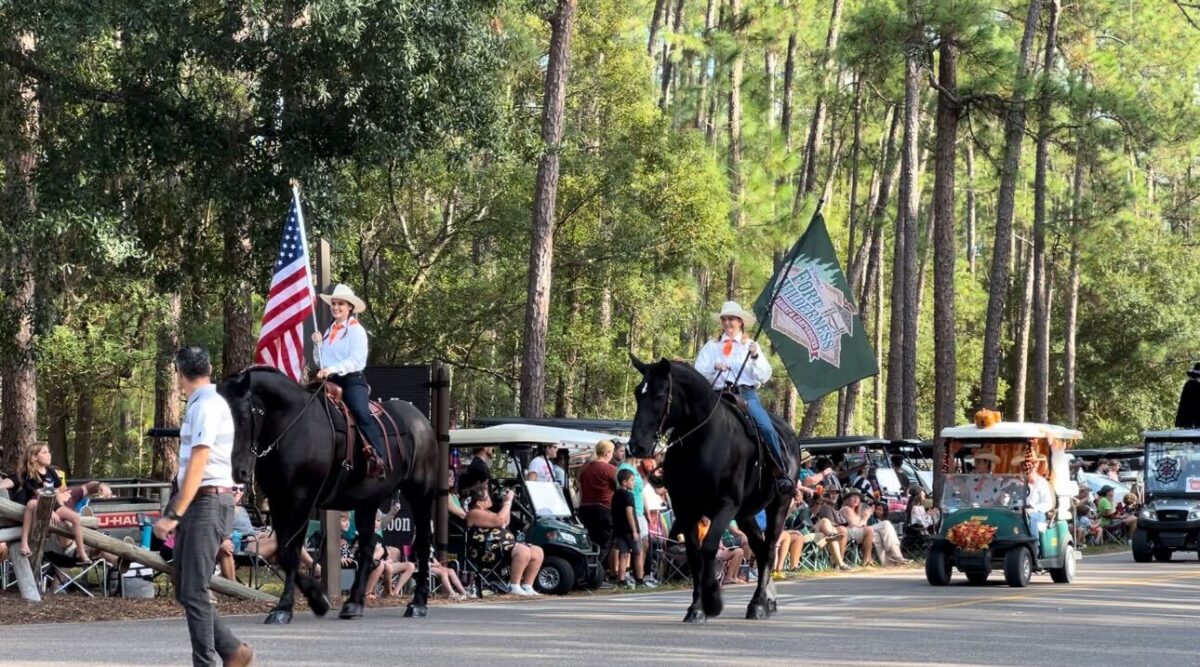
[627,355,799,622]
[219,366,439,623]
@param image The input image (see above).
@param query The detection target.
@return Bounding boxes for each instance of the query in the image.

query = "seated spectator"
[364,513,415,600]
[528,443,565,485]
[812,457,843,492]
[862,497,909,566]
[14,441,111,562]
[838,491,877,565]
[431,556,468,600]
[1121,493,1139,517]
[867,502,888,526]
[458,447,494,495]
[775,526,809,571]
[890,455,912,490]
[1097,485,1137,539]
[465,485,544,596]
[907,488,939,533]
[1075,505,1102,545]
[338,512,358,568]
[809,492,851,570]
[448,471,467,520]
[707,519,747,585]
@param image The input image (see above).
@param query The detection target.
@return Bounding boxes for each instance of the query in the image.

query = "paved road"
[4,551,1199,667]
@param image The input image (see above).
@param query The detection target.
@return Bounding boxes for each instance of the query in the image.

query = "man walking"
[155,346,254,667]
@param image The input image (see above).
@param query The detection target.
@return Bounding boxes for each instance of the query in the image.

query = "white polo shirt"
[178,383,236,489]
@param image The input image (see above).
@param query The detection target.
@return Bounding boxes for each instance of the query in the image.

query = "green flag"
[752,211,879,402]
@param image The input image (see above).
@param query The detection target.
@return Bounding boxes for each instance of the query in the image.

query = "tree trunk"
[797,0,844,198]
[726,0,745,298]
[153,289,182,482]
[46,386,70,469]
[222,211,254,377]
[841,105,900,436]
[648,0,667,56]
[659,0,687,110]
[695,0,718,132]
[0,32,40,474]
[781,32,797,152]
[520,0,578,418]
[1063,137,1084,427]
[965,138,978,276]
[72,387,96,478]
[845,75,864,268]
[1030,0,1060,424]
[874,231,885,438]
[898,44,922,439]
[980,0,1043,409]
[799,399,824,437]
[1012,242,1035,421]
[932,39,960,439]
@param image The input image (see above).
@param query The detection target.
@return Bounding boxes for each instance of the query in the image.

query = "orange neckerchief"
[328,317,355,343]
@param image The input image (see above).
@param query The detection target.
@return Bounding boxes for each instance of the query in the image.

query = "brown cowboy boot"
[366,451,386,478]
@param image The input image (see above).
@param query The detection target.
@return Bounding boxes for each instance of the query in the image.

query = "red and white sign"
[96,512,159,529]
[1188,477,1200,493]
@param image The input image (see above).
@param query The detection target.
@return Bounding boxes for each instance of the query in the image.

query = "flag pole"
[291,178,323,371]
[726,197,825,391]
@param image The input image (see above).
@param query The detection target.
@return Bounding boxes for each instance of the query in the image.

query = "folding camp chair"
[448,516,510,597]
[649,511,690,583]
[43,550,109,597]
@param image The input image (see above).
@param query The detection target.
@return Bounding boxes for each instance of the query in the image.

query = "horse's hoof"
[746,604,769,621]
[683,609,707,623]
[310,593,331,617]
[264,610,293,625]
[403,603,428,618]
[338,603,363,619]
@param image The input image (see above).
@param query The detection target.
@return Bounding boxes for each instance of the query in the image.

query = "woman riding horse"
[694,300,793,495]
[628,355,798,623]
[310,284,387,478]
[218,365,439,624]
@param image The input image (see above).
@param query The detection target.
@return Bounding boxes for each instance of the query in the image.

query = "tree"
[931,35,960,439]
[979,0,1043,410]
[1030,0,1061,423]
[520,0,579,418]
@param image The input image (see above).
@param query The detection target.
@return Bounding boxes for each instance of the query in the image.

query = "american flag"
[253,189,316,381]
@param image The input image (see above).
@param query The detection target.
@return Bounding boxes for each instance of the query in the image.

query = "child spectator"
[15,441,110,562]
[1076,505,1101,545]
[611,468,641,589]
[431,556,468,600]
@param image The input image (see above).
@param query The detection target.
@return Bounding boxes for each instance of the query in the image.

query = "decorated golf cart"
[926,413,1082,587]
[1133,430,1200,562]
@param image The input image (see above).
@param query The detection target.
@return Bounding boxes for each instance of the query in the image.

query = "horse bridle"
[644,370,722,454]
[247,381,329,458]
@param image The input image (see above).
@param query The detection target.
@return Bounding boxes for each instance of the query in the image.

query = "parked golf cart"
[450,425,609,594]
[800,436,915,521]
[927,418,1082,588]
[1132,430,1200,562]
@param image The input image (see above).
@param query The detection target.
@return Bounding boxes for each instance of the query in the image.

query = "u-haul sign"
[96,512,159,529]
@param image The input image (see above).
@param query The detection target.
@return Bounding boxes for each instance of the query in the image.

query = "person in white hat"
[694,301,793,494]
[310,284,385,477]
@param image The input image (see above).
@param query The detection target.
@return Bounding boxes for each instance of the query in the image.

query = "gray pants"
[173,492,241,666]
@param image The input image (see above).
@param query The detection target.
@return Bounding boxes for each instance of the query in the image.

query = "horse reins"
[249,382,329,458]
[650,370,723,453]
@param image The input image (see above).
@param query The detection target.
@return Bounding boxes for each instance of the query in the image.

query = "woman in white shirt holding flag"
[311,284,386,478]
[694,301,793,494]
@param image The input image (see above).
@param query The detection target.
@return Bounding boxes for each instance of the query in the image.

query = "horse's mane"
[228,365,314,398]
[667,360,718,423]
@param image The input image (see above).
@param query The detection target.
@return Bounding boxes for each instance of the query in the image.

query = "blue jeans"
[332,373,385,459]
[739,387,785,467]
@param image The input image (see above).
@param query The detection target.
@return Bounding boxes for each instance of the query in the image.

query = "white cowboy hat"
[714,301,757,329]
[320,284,367,314]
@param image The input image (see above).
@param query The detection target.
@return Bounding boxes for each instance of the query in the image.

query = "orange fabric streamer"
[328,322,344,343]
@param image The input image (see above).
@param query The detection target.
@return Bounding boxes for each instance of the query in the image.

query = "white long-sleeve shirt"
[694,334,772,389]
[1027,474,1054,513]
[317,316,368,375]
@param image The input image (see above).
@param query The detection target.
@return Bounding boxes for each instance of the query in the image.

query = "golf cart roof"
[798,436,894,454]
[1142,429,1200,440]
[472,416,633,433]
[449,424,624,449]
[940,422,1082,441]
[1068,447,1142,459]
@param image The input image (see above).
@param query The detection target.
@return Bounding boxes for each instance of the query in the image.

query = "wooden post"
[316,237,341,600]
[0,496,275,601]
[10,546,40,602]
[433,362,451,562]
[28,490,55,591]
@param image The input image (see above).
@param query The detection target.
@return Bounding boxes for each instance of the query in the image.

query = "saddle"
[718,389,763,445]
[321,381,406,475]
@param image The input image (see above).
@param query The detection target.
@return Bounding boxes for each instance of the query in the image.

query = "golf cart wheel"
[535,555,576,595]
[1132,530,1153,563]
[925,547,952,586]
[1049,544,1076,584]
[1154,547,1173,562]
[965,571,989,585]
[1003,547,1032,588]
[586,563,605,589]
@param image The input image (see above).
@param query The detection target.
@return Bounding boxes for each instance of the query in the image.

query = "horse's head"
[628,354,674,459]
[216,370,262,485]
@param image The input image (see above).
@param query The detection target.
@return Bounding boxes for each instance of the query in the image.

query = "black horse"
[218,366,439,623]
[627,355,798,622]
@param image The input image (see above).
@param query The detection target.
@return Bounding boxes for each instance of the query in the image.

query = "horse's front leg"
[264,516,302,624]
[696,504,737,620]
[677,514,705,623]
[339,508,377,619]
